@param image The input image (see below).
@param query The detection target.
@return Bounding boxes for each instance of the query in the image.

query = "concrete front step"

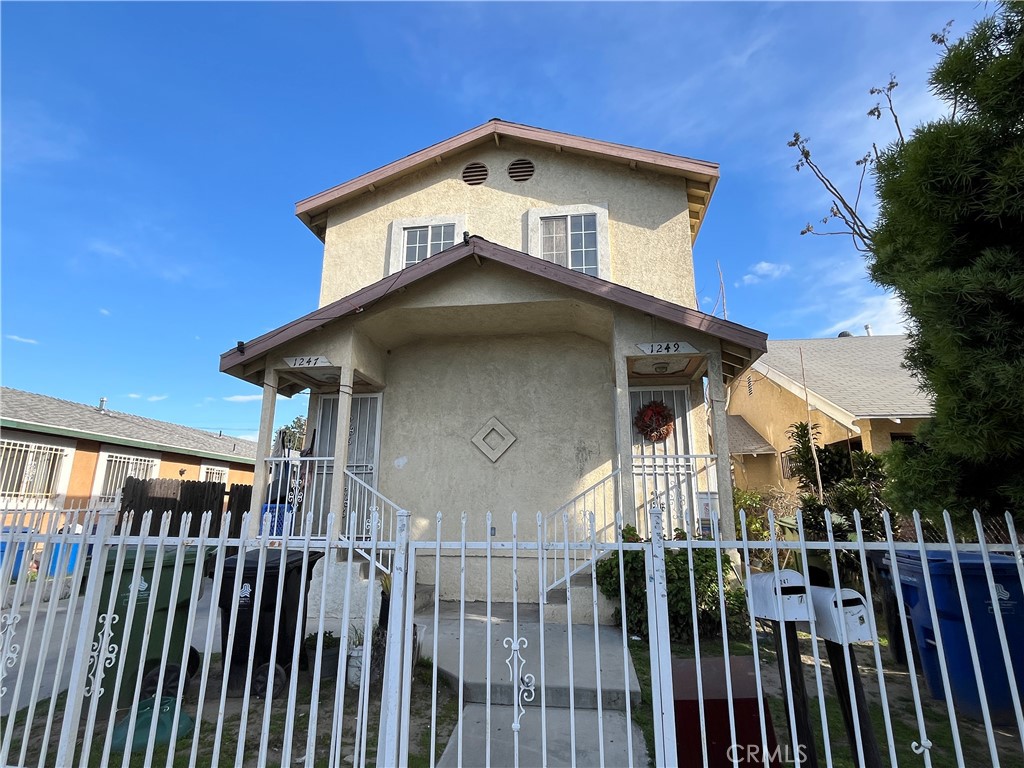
[418,601,640,713]
[542,583,618,625]
[437,703,649,767]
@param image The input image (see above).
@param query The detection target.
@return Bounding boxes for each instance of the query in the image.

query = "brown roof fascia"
[294,120,720,238]
[220,237,766,375]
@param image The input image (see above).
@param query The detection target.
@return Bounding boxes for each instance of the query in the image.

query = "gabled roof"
[220,236,767,383]
[728,415,776,456]
[295,119,719,241]
[0,387,257,464]
[752,336,933,422]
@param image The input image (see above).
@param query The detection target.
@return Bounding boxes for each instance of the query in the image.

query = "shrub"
[595,525,747,642]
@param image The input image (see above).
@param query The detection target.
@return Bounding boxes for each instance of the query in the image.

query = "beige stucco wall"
[378,332,616,539]
[859,417,929,453]
[728,375,932,493]
[728,374,857,495]
[319,138,696,309]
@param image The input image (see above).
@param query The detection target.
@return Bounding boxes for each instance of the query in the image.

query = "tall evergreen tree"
[870,3,1024,524]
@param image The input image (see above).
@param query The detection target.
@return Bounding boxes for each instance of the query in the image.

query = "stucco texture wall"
[378,332,615,541]
[66,439,100,506]
[320,139,696,308]
[728,374,856,495]
[860,417,930,453]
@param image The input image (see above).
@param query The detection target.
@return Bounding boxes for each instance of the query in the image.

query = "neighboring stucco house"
[728,334,933,495]
[0,387,256,509]
[219,120,767,598]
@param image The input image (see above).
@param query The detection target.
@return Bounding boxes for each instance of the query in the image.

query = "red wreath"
[634,400,675,443]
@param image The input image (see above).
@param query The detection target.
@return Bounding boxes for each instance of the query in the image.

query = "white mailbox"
[748,569,811,622]
[808,587,873,644]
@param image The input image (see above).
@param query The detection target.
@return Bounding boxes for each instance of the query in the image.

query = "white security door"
[314,394,383,526]
[629,387,702,537]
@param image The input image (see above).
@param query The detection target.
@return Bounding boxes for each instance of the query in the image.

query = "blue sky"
[1,2,987,440]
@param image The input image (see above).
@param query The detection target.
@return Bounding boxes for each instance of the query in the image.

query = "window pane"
[568,214,598,276]
[429,223,456,256]
[405,227,429,267]
[541,217,568,266]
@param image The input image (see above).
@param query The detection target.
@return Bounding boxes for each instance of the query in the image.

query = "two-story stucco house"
[219,120,767,600]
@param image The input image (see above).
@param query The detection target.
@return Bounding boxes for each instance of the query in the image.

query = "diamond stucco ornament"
[471,417,517,463]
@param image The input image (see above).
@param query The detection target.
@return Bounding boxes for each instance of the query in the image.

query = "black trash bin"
[218,549,324,698]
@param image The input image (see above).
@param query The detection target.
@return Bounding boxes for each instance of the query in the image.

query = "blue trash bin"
[46,541,81,576]
[259,504,292,536]
[0,527,31,579]
[892,551,1024,724]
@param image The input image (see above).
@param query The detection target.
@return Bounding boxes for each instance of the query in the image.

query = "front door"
[313,394,382,527]
[629,387,705,537]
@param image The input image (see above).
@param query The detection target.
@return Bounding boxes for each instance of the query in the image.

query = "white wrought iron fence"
[0,502,1021,767]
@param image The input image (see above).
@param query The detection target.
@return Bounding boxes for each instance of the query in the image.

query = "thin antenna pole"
[799,347,825,502]
[716,260,729,320]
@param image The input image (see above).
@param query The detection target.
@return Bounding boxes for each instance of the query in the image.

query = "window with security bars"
[202,466,228,484]
[540,213,598,276]
[404,223,455,268]
[780,450,794,480]
[0,440,66,501]
[98,454,157,505]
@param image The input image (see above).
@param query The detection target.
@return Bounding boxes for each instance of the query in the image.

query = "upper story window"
[527,203,610,281]
[541,213,598,276]
[387,214,467,276]
[404,223,455,268]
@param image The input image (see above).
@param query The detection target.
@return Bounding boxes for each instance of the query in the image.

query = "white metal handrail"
[631,453,717,540]
[543,470,620,595]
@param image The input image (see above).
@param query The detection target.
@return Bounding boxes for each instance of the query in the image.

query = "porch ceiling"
[356,299,613,350]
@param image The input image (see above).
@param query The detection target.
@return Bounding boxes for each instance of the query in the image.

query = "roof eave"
[1,418,256,465]
[221,236,766,381]
[294,120,719,242]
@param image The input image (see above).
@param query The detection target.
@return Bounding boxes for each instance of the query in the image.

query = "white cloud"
[229,432,260,442]
[740,261,791,285]
[224,394,263,403]
[127,393,142,399]
[5,335,38,345]
[147,395,168,402]
[99,308,111,316]
[821,293,908,337]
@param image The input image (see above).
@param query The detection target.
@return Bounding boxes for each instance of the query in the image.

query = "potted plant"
[345,627,365,688]
[305,631,342,679]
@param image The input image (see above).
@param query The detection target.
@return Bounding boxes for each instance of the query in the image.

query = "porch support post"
[611,321,637,528]
[249,367,279,537]
[706,347,737,541]
[327,335,355,540]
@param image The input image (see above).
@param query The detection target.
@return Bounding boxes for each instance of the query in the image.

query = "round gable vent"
[461,162,488,186]
[507,158,535,182]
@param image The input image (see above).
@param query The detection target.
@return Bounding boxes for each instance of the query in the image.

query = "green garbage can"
[87,546,203,715]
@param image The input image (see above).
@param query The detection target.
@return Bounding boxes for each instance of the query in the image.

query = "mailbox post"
[749,570,819,768]
[808,587,882,768]
[749,572,881,768]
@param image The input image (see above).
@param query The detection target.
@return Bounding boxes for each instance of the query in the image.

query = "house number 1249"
[635,341,696,355]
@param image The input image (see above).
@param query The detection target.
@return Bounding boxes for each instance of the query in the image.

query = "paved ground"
[420,601,647,766]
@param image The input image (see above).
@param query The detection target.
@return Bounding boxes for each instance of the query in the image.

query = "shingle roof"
[727,415,776,455]
[0,387,257,463]
[756,336,932,419]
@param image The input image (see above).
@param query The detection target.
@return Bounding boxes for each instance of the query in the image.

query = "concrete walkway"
[420,601,648,766]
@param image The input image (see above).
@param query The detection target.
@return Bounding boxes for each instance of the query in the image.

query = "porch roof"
[220,236,767,388]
